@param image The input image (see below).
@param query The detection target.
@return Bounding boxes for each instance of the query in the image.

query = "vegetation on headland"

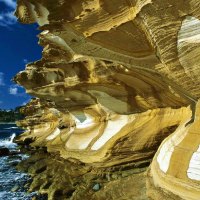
[0,106,25,122]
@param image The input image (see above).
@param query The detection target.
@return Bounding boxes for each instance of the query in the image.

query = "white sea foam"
[0,192,7,198]
[0,133,17,149]
[4,127,18,130]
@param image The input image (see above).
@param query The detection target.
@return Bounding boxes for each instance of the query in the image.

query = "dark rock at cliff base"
[15,137,34,146]
[0,147,10,157]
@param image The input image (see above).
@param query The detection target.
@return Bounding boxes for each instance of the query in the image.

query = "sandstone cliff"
[14,0,200,199]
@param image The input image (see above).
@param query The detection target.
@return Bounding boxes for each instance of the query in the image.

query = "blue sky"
[0,0,42,109]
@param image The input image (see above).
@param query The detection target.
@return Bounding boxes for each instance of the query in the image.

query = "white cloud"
[0,0,16,9]
[0,72,5,86]
[21,101,27,106]
[9,86,18,95]
[0,0,17,27]
[21,97,31,106]
[0,11,17,27]
[23,59,28,64]
[9,84,26,96]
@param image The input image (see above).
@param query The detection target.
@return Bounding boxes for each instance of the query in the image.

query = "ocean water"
[0,123,38,200]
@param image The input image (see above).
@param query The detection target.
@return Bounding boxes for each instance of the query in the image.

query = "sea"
[0,123,39,200]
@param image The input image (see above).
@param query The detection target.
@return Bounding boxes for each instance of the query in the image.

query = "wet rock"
[11,185,19,192]
[92,183,101,191]
[0,147,10,156]
[9,161,20,167]
[9,150,21,156]
[8,155,22,160]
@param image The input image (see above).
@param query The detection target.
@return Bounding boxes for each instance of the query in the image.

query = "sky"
[0,0,42,109]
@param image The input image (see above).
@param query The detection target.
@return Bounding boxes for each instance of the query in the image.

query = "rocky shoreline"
[15,143,148,200]
[0,126,47,200]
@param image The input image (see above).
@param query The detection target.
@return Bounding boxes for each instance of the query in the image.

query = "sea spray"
[9,133,16,143]
[0,133,17,149]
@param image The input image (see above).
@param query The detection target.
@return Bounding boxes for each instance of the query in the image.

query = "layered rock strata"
[14,0,200,199]
[17,99,191,167]
[147,101,200,200]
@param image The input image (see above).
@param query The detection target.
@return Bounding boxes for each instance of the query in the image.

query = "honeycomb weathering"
[14,0,200,199]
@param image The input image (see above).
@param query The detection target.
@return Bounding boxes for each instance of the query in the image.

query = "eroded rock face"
[17,99,191,166]
[147,101,200,200]
[14,0,200,199]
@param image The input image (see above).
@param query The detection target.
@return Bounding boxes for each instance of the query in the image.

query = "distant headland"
[0,107,24,122]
